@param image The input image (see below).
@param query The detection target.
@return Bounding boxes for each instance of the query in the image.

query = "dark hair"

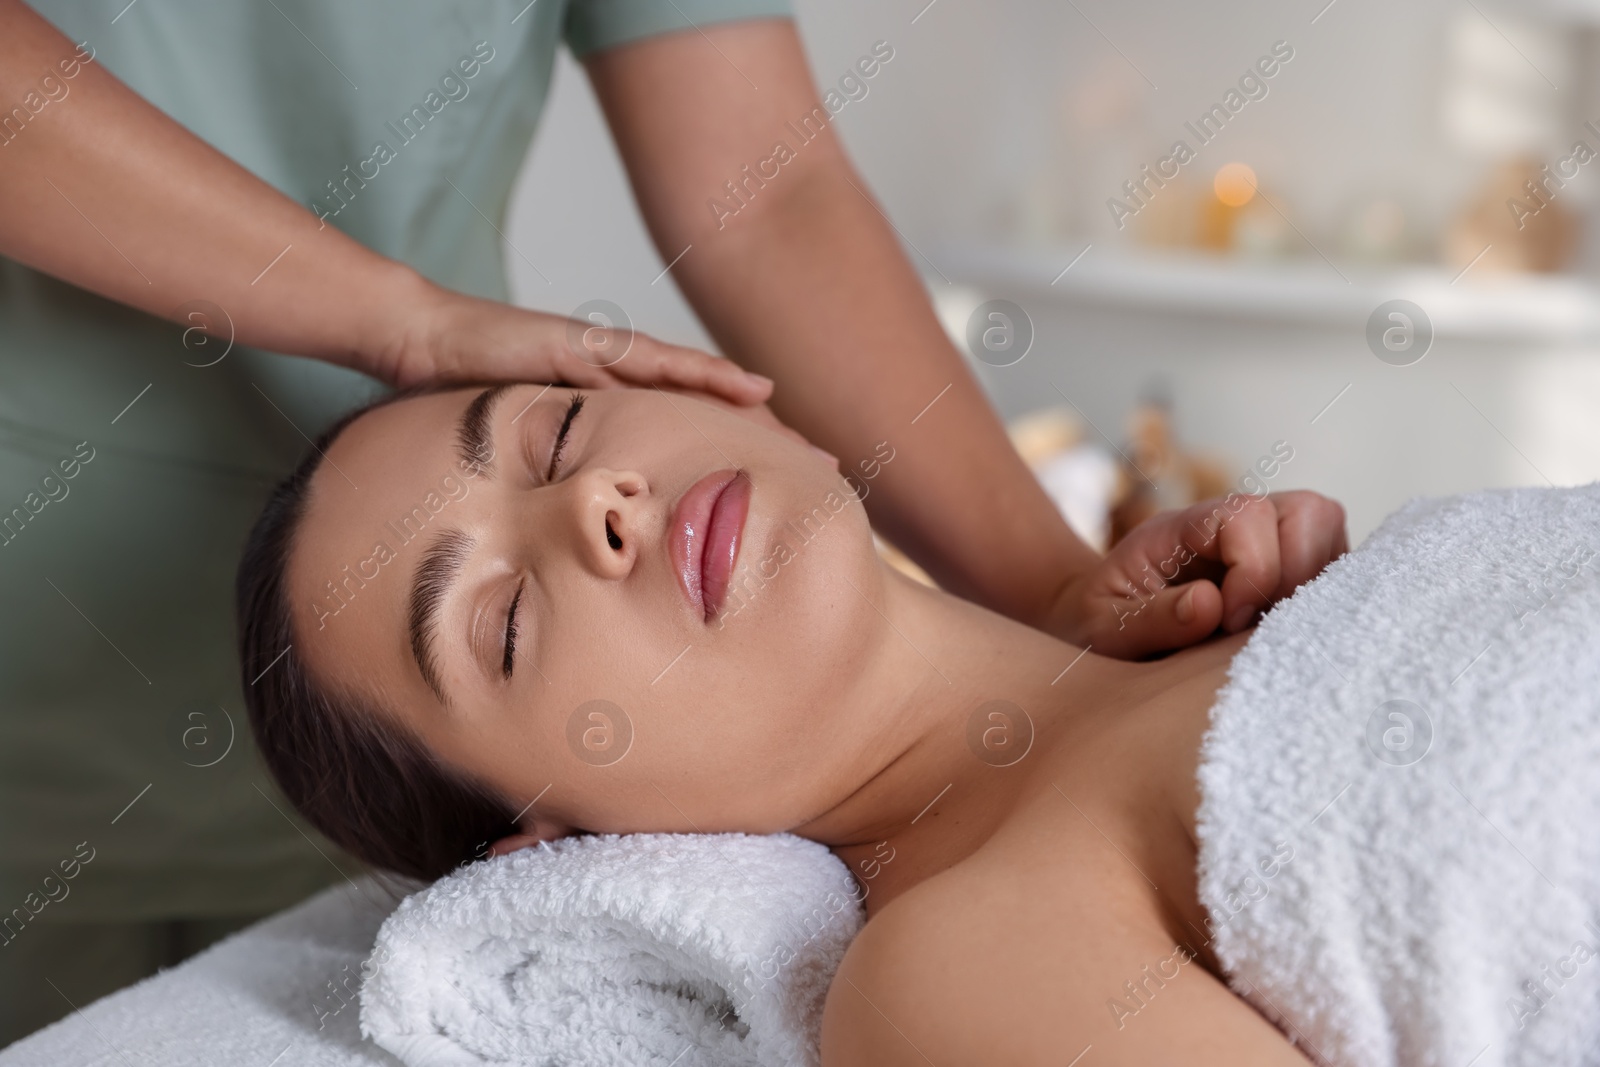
[236,391,519,884]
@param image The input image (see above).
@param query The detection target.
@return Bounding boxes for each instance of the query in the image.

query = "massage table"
[0,879,401,1067]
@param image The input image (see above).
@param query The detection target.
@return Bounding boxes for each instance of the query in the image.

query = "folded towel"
[359,832,864,1067]
[1196,483,1600,1067]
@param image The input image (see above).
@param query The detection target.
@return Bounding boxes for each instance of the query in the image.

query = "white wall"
[809,0,1597,256]
[509,0,1588,302]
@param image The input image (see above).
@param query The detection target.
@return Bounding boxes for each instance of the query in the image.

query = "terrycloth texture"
[1196,483,1600,1067]
[360,832,864,1067]
[0,877,405,1067]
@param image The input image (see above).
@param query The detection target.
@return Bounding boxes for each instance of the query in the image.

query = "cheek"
[539,397,886,829]
[519,585,693,829]
[549,504,879,833]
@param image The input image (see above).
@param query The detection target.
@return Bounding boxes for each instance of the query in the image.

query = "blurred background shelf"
[938,243,1600,341]
[926,245,1600,544]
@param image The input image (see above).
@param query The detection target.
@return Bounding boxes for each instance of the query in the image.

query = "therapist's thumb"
[1087,578,1224,659]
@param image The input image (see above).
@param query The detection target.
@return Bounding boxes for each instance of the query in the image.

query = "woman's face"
[289,385,891,838]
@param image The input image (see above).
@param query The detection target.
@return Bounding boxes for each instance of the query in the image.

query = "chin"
[714,518,883,748]
[717,469,872,617]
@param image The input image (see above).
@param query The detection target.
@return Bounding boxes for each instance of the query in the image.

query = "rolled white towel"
[359,832,864,1067]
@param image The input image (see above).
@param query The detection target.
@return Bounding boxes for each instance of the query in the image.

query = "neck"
[793,566,1144,915]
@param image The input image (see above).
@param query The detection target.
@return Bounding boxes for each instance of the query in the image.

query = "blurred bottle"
[1109,385,1231,545]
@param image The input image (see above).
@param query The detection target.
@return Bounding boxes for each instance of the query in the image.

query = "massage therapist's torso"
[820,620,1312,1065]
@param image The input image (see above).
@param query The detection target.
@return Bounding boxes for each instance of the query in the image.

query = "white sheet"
[0,877,405,1067]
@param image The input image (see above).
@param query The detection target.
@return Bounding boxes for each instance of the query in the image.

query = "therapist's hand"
[378,284,774,405]
[1047,490,1349,659]
[586,20,1346,657]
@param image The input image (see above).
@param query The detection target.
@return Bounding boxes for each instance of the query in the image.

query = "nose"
[559,467,649,580]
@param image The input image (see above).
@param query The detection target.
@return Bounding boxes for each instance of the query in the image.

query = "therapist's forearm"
[587,19,1099,623]
[0,0,421,375]
[673,165,1100,624]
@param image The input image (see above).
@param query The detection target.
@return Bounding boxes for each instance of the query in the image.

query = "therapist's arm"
[0,0,770,402]
[586,19,1348,656]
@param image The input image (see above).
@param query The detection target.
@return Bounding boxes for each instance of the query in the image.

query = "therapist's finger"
[543,337,628,390]
[609,335,774,405]
[1184,495,1282,633]
[1270,490,1349,595]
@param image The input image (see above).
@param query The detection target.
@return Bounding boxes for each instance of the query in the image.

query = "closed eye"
[546,394,586,482]
[502,580,524,678]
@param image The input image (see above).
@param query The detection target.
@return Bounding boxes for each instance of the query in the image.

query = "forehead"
[338,386,479,478]
[286,387,481,705]
[309,387,483,564]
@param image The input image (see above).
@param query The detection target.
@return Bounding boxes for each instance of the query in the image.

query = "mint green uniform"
[0,0,788,1043]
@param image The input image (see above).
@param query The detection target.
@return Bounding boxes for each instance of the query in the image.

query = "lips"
[669,469,751,621]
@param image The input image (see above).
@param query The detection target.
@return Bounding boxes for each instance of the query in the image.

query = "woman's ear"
[487,813,574,858]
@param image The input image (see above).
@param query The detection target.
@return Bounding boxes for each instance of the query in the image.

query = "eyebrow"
[408,527,474,705]
[457,384,514,476]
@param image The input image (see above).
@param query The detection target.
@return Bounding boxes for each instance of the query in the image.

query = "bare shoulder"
[819,858,1311,1067]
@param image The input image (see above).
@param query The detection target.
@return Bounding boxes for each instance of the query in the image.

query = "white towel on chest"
[360,832,863,1067]
[1196,483,1600,1067]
